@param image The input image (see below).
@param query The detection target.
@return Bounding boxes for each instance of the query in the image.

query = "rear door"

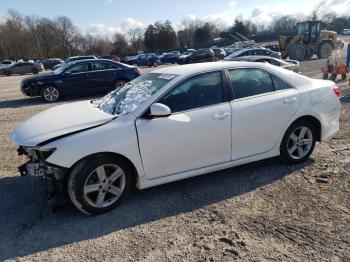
[228,68,300,160]
[61,62,92,95]
[88,62,121,93]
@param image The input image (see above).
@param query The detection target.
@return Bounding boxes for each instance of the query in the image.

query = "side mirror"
[149,103,171,117]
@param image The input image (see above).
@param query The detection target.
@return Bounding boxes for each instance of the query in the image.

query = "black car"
[212,48,226,60]
[177,50,196,65]
[183,49,215,64]
[20,59,141,102]
[43,58,64,70]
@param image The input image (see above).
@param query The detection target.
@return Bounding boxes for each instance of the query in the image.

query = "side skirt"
[137,148,280,190]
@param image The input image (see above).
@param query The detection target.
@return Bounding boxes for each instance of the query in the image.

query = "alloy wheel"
[43,87,59,102]
[83,164,126,208]
[287,126,313,160]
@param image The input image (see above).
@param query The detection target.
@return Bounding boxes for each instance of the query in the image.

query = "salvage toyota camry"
[10,62,341,215]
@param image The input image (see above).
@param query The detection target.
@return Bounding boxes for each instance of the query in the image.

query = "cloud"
[0,14,7,24]
[104,0,113,4]
[87,17,145,36]
[229,0,237,8]
[329,0,350,15]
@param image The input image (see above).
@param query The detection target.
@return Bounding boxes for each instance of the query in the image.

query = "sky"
[0,0,350,36]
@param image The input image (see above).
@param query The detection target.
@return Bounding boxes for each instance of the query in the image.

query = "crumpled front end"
[17,146,68,206]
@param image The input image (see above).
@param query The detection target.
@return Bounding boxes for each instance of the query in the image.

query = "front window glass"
[159,71,223,113]
[65,63,89,74]
[94,73,176,115]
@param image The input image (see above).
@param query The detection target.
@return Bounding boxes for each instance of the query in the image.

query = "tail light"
[332,85,341,97]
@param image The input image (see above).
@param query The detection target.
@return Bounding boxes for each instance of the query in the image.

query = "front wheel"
[323,73,328,79]
[68,154,133,215]
[280,121,316,164]
[41,86,60,102]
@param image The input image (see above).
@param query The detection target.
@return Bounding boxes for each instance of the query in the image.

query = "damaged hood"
[10,100,114,147]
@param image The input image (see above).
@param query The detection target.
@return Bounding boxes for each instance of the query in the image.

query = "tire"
[280,120,317,164]
[323,73,328,80]
[317,42,333,59]
[68,154,133,215]
[288,44,306,61]
[114,79,127,90]
[331,74,337,82]
[342,74,347,80]
[41,86,60,102]
[32,69,39,74]
[4,71,11,76]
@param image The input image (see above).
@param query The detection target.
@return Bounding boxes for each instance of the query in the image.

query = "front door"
[136,71,232,179]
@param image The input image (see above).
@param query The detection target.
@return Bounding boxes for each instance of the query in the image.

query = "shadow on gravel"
[0,95,100,109]
[0,97,46,109]
[0,157,313,260]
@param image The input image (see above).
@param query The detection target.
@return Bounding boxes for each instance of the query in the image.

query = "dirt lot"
[0,48,350,261]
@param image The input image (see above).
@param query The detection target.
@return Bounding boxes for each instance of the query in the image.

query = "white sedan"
[10,62,341,215]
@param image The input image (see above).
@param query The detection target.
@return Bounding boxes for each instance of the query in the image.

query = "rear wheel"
[317,42,333,59]
[32,69,39,74]
[280,120,316,164]
[322,73,328,79]
[41,86,60,102]
[68,154,133,215]
[288,44,306,61]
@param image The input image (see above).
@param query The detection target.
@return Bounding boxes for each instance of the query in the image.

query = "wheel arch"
[66,151,140,188]
[284,115,322,142]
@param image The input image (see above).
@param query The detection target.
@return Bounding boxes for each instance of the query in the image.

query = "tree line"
[0,2,349,60]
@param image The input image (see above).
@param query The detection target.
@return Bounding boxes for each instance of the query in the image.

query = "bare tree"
[310,1,336,24]
[127,28,144,52]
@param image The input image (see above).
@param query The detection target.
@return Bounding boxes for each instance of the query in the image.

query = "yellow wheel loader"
[279,20,338,61]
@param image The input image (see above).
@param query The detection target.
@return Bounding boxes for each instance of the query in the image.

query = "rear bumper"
[320,107,340,141]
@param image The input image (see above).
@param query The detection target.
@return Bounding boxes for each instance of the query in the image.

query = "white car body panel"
[10,101,114,147]
[230,88,300,160]
[136,103,232,179]
[42,113,145,178]
[10,62,340,190]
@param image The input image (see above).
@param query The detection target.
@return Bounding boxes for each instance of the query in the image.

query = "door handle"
[213,112,231,120]
[283,97,298,104]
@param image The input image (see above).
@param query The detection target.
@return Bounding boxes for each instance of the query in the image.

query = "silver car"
[0,62,44,76]
[225,47,282,59]
[223,55,300,73]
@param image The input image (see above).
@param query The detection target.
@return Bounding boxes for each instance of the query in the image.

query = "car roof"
[234,55,280,61]
[151,61,261,75]
[150,61,308,85]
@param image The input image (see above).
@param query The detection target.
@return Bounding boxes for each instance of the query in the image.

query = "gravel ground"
[0,48,349,261]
